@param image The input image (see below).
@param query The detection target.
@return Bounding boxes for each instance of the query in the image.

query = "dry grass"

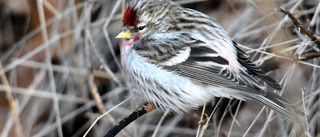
[0,0,319,136]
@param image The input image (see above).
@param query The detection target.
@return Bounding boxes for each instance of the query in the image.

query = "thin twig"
[249,0,303,61]
[71,117,95,137]
[196,103,206,137]
[158,114,184,137]
[216,100,232,137]
[0,85,84,103]
[310,3,320,25]
[103,0,123,71]
[239,44,320,69]
[199,99,223,137]
[299,53,320,61]
[227,101,242,137]
[84,2,129,137]
[151,110,170,137]
[278,7,320,48]
[36,0,63,136]
[298,49,320,61]
[243,107,266,137]
[301,89,310,135]
[0,62,23,137]
[87,64,129,137]
[33,87,126,137]
[0,1,85,62]
[43,0,63,19]
[16,59,122,80]
[1,29,74,75]
[83,95,134,137]
[86,30,121,85]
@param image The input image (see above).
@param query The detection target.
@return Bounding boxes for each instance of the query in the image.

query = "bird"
[116,0,302,121]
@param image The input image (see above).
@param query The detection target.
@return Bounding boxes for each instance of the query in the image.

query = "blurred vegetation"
[0,0,319,137]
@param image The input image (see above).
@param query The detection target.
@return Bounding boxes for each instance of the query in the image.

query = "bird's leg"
[104,103,156,137]
[198,113,209,125]
[198,98,221,125]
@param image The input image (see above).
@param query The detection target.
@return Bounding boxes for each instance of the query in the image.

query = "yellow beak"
[115,32,132,39]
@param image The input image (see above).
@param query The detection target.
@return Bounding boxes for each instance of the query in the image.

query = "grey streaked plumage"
[118,0,303,122]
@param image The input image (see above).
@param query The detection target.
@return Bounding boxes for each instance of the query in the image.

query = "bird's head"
[116,6,154,41]
[116,0,178,41]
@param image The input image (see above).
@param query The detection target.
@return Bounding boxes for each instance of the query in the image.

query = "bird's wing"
[133,33,269,96]
[233,41,282,90]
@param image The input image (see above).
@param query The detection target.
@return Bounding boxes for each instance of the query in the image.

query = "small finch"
[116,0,302,121]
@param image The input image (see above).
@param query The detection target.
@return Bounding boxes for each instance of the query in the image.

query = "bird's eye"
[138,26,146,31]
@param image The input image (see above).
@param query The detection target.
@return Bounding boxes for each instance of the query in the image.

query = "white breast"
[121,50,244,112]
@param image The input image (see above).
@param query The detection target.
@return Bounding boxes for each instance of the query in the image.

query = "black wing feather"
[233,41,282,90]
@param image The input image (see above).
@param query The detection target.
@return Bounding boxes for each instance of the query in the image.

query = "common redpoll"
[116,0,301,121]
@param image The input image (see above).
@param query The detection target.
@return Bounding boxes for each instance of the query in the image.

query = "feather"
[233,41,282,90]
[123,6,139,27]
[251,91,303,122]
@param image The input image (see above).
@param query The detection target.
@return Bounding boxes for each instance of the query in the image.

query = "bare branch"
[278,7,320,48]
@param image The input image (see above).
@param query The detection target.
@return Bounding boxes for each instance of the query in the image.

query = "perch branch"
[104,104,156,137]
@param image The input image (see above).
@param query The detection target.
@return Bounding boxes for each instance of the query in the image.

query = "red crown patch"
[123,6,139,26]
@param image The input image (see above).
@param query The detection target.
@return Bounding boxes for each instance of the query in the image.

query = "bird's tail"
[250,91,304,122]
